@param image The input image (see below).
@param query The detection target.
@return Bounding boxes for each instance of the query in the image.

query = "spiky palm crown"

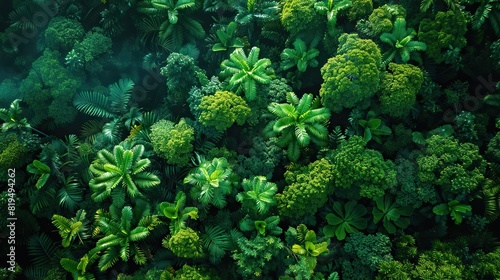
[265,92,331,162]
[220,47,274,100]
[89,144,161,207]
[236,176,278,216]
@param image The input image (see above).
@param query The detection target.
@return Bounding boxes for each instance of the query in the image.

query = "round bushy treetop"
[150,118,195,167]
[343,232,393,272]
[328,136,397,199]
[0,133,29,182]
[379,63,423,118]
[161,52,205,96]
[173,265,221,280]
[357,4,407,37]
[418,10,467,64]
[320,34,381,113]
[44,16,85,52]
[165,227,204,259]
[276,158,335,218]
[348,0,373,21]
[417,135,486,197]
[72,28,112,63]
[20,49,81,125]
[281,0,322,35]
[198,91,251,131]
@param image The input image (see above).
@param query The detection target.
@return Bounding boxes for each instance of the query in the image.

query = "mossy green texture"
[199,90,251,131]
[276,158,334,218]
[150,119,194,167]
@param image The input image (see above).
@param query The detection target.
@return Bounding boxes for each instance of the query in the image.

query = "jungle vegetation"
[1,0,500,279]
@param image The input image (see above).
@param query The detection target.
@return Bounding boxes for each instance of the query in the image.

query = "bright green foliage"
[0,99,30,133]
[94,204,159,271]
[232,234,285,278]
[265,92,331,162]
[291,224,329,272]
[0,134,29,182]
[314,0,352,36]
[320,34,382,113]
[89,144,161,207]
[164,227,205,259]
[376,260,412,280]
[52,209,89,248]
[362,4,407,36]
[173,264,220,280]
[60,250,100,280]
[417,135,486,197]
[276,158,334,218]
[418,10,467,64]
[280,38,319,73]
[161,53,205,97]
[348,0,373,21]
[211,21,245,52]
[379,18,427,65]
[281,0,321,35]
[158,191,198,234]
[411,241,464,280]
[329,136,397,199]
[323,201,368,240]
[150,119,194,167]
[379,63,424,118]
[372,194,413,234]
[44,17,84,52]
[236,176,278,215]
[432,200,471,225]
[20,49,81,125]
[183,157,237,209]
[239,214,282,236]
[137,0,205,48]
[198,90,251,131]
[343,232,393,272]
[220,47,274,100]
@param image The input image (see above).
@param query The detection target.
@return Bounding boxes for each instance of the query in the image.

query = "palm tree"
[92,204,159,271]
[280,38,320,73]
[89,144,161,207]
[236,176,277,216]
[52,209,89,248]
[314,0,352,36]
[183,157,236,209]
[264,92,331,162]
[138,0,205,49]
[379,18,427,65]
[220,47,274,100]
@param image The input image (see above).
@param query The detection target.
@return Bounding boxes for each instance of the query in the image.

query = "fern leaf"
[27,233,59,269]
[73,91,114,118]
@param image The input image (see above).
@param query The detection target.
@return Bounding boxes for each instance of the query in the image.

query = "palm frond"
[27,233,60,269]
[73,91,114,118]
[202,225,232,264]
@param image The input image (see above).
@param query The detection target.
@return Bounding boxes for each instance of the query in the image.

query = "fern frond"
[109,79,134,114]
[73,91,114,118]
[27,233,59,269]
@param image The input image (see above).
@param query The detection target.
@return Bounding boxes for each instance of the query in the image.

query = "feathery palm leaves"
[264,92,331,162]
[52,209,90,248]
[89,144,161,207]
[234,0,280,26]
[220,47,274,100]
[280,38,320,73]
[379,18,427,65]
[471,0,500,37]
[92,205,159,271]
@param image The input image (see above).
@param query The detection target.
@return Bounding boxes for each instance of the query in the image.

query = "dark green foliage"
[329,136,397,199]
[265,92,331,162]
[276,158,334,218]
[232,234,285,278]
[323,201,368,240]
[320,34,382,113]
[314,0,352,36]
[372,194,413,234]
[418,10,467,64]
[161,52,206,99]
[454,111,478,143]
[44,17,85,52]
[343,232,393,274]
[27,233,61,271]
[0,133,29,182]
[236,136,283,180]
[433,200,471,225]
[21,49,82,125]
